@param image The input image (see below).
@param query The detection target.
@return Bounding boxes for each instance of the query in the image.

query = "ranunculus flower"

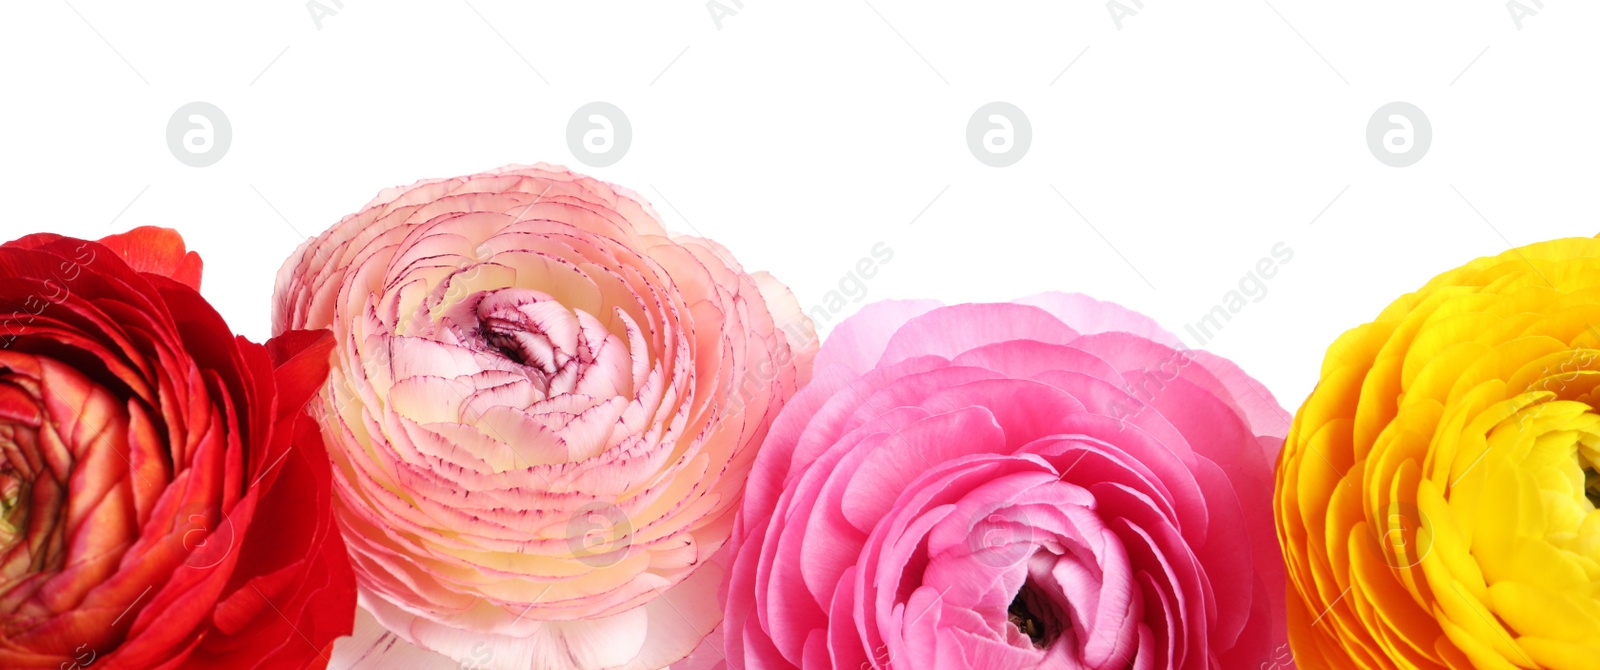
[1277,239,1600,669]
[0,227,354,669]
[273,164,816,669]
[724,294,1291,669]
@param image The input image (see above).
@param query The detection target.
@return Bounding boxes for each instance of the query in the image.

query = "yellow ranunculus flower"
[1277,238,1600,669]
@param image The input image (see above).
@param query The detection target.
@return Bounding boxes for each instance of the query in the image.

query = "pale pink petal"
[275,165,815,670]
[331,605,467,670]
[1014,291,1184,349]
[878,303,1079,366]
[810,299,941,376]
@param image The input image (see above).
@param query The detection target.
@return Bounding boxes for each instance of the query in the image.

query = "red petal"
[189,416,354,670]
[264,329,335,424]
[2,232,67,250]
[98,227,204,291]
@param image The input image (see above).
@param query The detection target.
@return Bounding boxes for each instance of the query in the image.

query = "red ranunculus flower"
[0,227,356,669]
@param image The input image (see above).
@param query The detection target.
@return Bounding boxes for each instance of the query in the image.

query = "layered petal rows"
[0,227,354,669]
[274,165,815,669]
[724,295,1291,669]
[1277,238,1600,669]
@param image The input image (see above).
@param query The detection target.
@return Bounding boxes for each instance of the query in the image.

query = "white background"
[3,0,1598,443]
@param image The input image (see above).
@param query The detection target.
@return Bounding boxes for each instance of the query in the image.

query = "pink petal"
[811,299,942,376]
[1014,292,1183,349]
[877,303,1079,367]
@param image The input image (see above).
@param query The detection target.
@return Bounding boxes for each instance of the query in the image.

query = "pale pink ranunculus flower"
[273,164,815,670]
[724,295,1290,670]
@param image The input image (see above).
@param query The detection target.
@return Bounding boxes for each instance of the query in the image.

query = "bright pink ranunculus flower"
[273,165,815,669]
[724,294,1291,670]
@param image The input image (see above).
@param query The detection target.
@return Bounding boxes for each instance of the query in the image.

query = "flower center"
[480,318,564,373]
[1585,461,1599,508]
[1007,577,1065,649]
[0,398,63,584]
[455,290,591,397]
[0,462,25,550]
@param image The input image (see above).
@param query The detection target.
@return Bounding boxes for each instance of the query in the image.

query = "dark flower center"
[1582,441,1600,508]
[452,291,596,399]
[0,395,67,583]
[481,319,556,372]
[1008,578,1065,649]
[0,463,24,548]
